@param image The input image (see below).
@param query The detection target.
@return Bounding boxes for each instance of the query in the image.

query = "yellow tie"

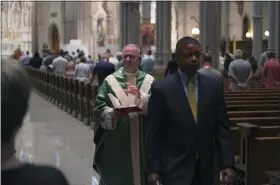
[188,78,197,122]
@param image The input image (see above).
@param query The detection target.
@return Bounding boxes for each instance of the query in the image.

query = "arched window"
[242,16,250,40]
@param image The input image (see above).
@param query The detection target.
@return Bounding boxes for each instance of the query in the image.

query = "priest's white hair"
[123,44,141,56]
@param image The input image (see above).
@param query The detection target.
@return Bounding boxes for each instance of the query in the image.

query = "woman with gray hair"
[1,59,69,185]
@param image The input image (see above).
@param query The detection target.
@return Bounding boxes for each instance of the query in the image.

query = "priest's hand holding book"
[109,82,143,117]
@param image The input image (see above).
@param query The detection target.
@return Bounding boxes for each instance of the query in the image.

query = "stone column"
[199,2,205,51]
[120,2,140,50]
[77,2,85,42]
[61,1,67,44]
[268,2,276,51]
[221,1,230,53]
[252,2,263,60]
[141,1,151,23]
[275,2,280,59]
[155,1,171,69]
[141,1,151,54]
[203,2,215,54]
[204,2,221,69]
[31,1,38,52]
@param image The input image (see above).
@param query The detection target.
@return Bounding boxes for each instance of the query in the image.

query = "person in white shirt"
[19,51,31,66]
[52,52,68,76]
[108,53,119,70]
[141,49,155,74]
[219,53,225,72]
[75,57,90,81]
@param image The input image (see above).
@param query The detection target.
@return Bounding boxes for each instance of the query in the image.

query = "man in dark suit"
[146,36,235,185]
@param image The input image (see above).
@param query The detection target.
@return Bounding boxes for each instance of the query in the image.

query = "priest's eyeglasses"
[123,55,137,60]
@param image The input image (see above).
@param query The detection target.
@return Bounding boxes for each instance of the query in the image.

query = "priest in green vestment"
[93,44,155,185]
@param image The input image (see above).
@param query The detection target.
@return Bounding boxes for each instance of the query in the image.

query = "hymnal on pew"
[108,93,142,113]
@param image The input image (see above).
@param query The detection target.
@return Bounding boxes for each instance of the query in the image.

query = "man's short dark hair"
[1,59,30,144]
[60,49,64,56]
[202,53,212,64]
[267,51,276,60]
[26,51,29,55]
[106,49,111,54]
[80,56,86,63]
[175,36,200,58]
[78,52,84,58]
[147,49,152,55]
[171,53,176,60]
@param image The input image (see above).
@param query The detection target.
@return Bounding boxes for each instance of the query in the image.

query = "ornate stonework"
[1,1,32,55]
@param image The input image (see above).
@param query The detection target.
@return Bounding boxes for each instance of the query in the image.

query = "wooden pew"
[225,96,280,101]
[234,123,280,185]
[72,79,78,118]
[230,117,280,127]
[57,76,63,109]
[84,83,92,126]
[68,78,73,115]
[63,77,68,112]
[225,92,280,97]
[230,117,280,158]
[228,110,280,118]
[226,86,279,185]
[227,104,280,111]
[78,81,84,122]
[226,100,279,105]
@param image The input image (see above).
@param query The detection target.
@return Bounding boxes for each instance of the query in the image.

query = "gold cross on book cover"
[108,93,142,113]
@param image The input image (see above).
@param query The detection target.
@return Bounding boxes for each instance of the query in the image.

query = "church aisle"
[16,93,100,185]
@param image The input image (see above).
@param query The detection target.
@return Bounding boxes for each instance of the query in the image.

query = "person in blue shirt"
[141,49,155,74]
[91,53,115,88]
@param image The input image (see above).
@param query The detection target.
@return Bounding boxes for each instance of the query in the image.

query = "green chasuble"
[93,68,154,185]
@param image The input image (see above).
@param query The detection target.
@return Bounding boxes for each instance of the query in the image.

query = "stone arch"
[48,22,60,53]
[242,15,250,40]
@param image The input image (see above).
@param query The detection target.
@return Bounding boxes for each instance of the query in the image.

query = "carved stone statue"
[97,18,106,47]
[42,42,49,55]
[23,2,31,27]
[10,2,21,28]
[15,12,21,28]
[24,11,30,27]
[43,42,49,49]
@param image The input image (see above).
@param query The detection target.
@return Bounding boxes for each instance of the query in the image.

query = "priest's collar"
[122,68,138,76]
